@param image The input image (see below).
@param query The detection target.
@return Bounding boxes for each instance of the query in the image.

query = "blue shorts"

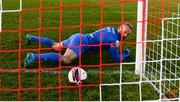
[62,33,89,56]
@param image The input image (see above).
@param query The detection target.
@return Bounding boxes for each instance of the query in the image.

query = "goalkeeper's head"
[118,22,133,39]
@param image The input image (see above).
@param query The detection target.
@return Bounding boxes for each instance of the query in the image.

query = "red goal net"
[0,0,179,101]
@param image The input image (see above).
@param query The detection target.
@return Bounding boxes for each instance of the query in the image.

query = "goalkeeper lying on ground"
[24,22,133,67]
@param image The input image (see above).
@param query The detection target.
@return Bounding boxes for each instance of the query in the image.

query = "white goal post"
[135,0,148,75]
[135,0,180,100]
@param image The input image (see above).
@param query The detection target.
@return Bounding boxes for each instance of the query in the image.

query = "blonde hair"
[124,22,133,31]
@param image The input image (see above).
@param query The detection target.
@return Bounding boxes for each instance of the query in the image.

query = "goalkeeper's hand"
[52,43,62,51]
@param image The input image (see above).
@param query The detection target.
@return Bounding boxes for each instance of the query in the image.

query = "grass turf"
[0,0,179,101]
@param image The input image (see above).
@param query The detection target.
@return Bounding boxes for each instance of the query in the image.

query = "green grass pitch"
[0,0,179,101]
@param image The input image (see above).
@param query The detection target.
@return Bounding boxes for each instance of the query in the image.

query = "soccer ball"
[68,67,87,85]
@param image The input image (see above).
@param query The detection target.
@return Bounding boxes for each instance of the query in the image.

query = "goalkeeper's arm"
[109,45,130,62]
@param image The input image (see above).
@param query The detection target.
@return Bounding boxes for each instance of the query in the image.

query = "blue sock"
[33,53,60,62]
[29,35,55,47]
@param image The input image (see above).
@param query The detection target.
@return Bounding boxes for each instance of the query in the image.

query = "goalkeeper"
[24,22,133,67]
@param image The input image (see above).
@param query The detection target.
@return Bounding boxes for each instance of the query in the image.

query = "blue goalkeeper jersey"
[62,27,122,62]
[87,27,120,45]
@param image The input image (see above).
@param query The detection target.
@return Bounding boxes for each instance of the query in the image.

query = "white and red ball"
[68,67,87,85]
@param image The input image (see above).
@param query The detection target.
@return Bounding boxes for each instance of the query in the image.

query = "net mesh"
[0,0,180,101]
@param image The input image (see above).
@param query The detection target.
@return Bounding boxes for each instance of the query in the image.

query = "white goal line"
[0,68,134,75]
[1,10,21,13]
[0,0,22,12]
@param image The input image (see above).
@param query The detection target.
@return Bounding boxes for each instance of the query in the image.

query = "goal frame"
[135,0,148,75]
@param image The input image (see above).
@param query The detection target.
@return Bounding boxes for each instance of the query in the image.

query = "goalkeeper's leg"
[26,34,55,47]
[24,52,61,68]
[24,48,77,67]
